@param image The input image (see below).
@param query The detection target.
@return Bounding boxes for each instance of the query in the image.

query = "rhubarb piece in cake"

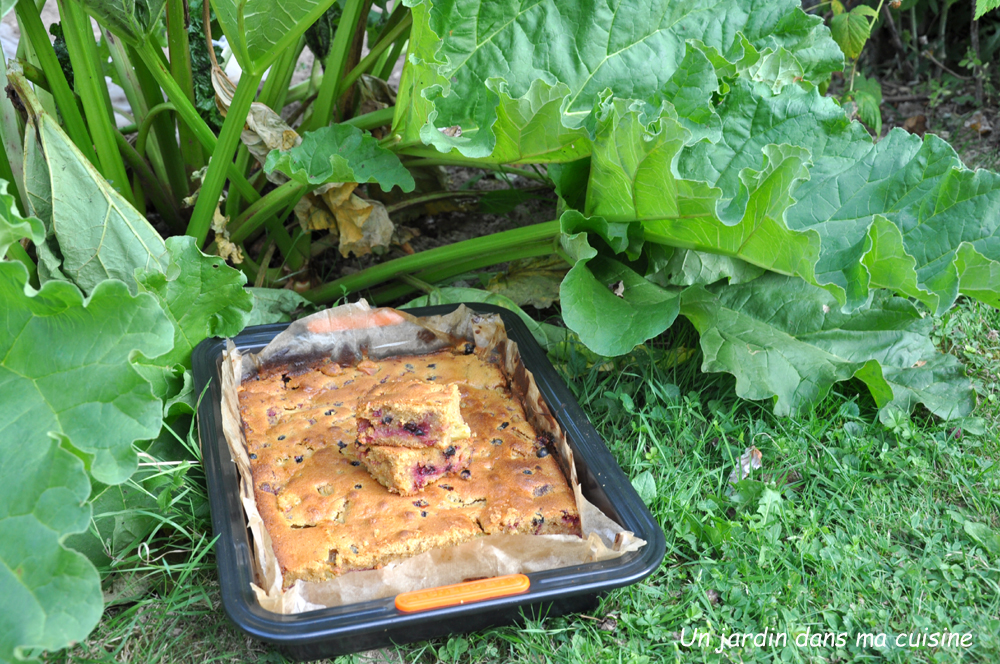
[344,440,472,495]
[357,380,471,449]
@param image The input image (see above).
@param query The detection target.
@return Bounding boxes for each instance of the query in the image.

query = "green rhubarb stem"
[129,43,193,200]
[58,0,131,199]
[166,0,202,176]
[187,69,264,245]
[306,0,366,131]
[258,36,304,111]
[259,216,301,270]
[373,0,409,43]
[344,105,396,130]
[303,220,560,303]
[372,0,409,78]
[397,272,435,293]
[337,12,412,97]
[0,56,26,215]
[376,33,407,81]
[275,199,308,271]
[230,180,306,244]
[135,103,176,163]
[21,60,162,214]
[15,0,97,165]
[371,42,393,78]
[368,241,555,305]
[399,149,552,183]
[135,39,260,205]
[402,157,550,184]
[225,147,252,219]
[285,79,311,105]
[15,2,56,117]
[231,38,305,221]
[285,57,324,105]
[114,130,185,232]
[0,138,21,214]
[105,31,170,191]
[384,186,547,214]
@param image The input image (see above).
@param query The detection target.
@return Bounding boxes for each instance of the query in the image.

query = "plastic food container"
[192,303,666,661]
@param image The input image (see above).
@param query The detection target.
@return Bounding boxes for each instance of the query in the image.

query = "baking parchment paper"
[219,301,645,614]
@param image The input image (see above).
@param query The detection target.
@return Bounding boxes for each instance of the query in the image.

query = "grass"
[52,300,1000,664]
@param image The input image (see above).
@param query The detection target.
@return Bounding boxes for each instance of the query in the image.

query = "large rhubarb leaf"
[0,181,43,258]
[132,236,252,415]
[0,261,173,662]
[559,212,679,356]
[674,79,1000,313]
[586,97,820,284]
[135,236,253,370]
[585,98,718,226]
[0,265,173,484]
[646,248,765,287]
[212,0,337,75]
[489,79,592,165]
[0,423,98,664]
[679,272,974,419]
[70,0,165,45]
[248,288,313,325]
[397,0,841,159]
[21,123,66,285]
[644,45,721,145]
[24,90,167,295]
[675,79,852,223]
[266,124,415,192]
[784,129,1000,314]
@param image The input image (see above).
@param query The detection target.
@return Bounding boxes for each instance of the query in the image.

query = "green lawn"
[55,300,1000,664]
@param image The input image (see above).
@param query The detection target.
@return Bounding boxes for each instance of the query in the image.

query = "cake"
[238,343,582,587]
[353,379,474,494]
[356,380,472,449]
[344,439,473,496]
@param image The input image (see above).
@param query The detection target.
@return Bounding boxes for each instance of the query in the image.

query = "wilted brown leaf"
[336,197,394,257]
[355,74,396,139]
[211,200,243,264]
[964,111,992,136]
[294,193,337,232]
[728,446,763,484]
[320,182,357,212]
[902,114,927,136]
[486,256,568,308]
[213,65,302,184]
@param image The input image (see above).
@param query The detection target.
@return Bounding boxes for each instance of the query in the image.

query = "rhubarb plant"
[2,0,1000,658]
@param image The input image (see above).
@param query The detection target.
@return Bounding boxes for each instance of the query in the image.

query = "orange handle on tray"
[395,574,531,613]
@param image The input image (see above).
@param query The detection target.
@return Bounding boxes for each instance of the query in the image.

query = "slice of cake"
[344,440,472,495]
[356,380,471,449]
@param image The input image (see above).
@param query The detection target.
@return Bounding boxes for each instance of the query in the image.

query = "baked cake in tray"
[238,344,582,587]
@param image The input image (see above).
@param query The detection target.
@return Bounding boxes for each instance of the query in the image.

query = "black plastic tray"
[192,303,665,661]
